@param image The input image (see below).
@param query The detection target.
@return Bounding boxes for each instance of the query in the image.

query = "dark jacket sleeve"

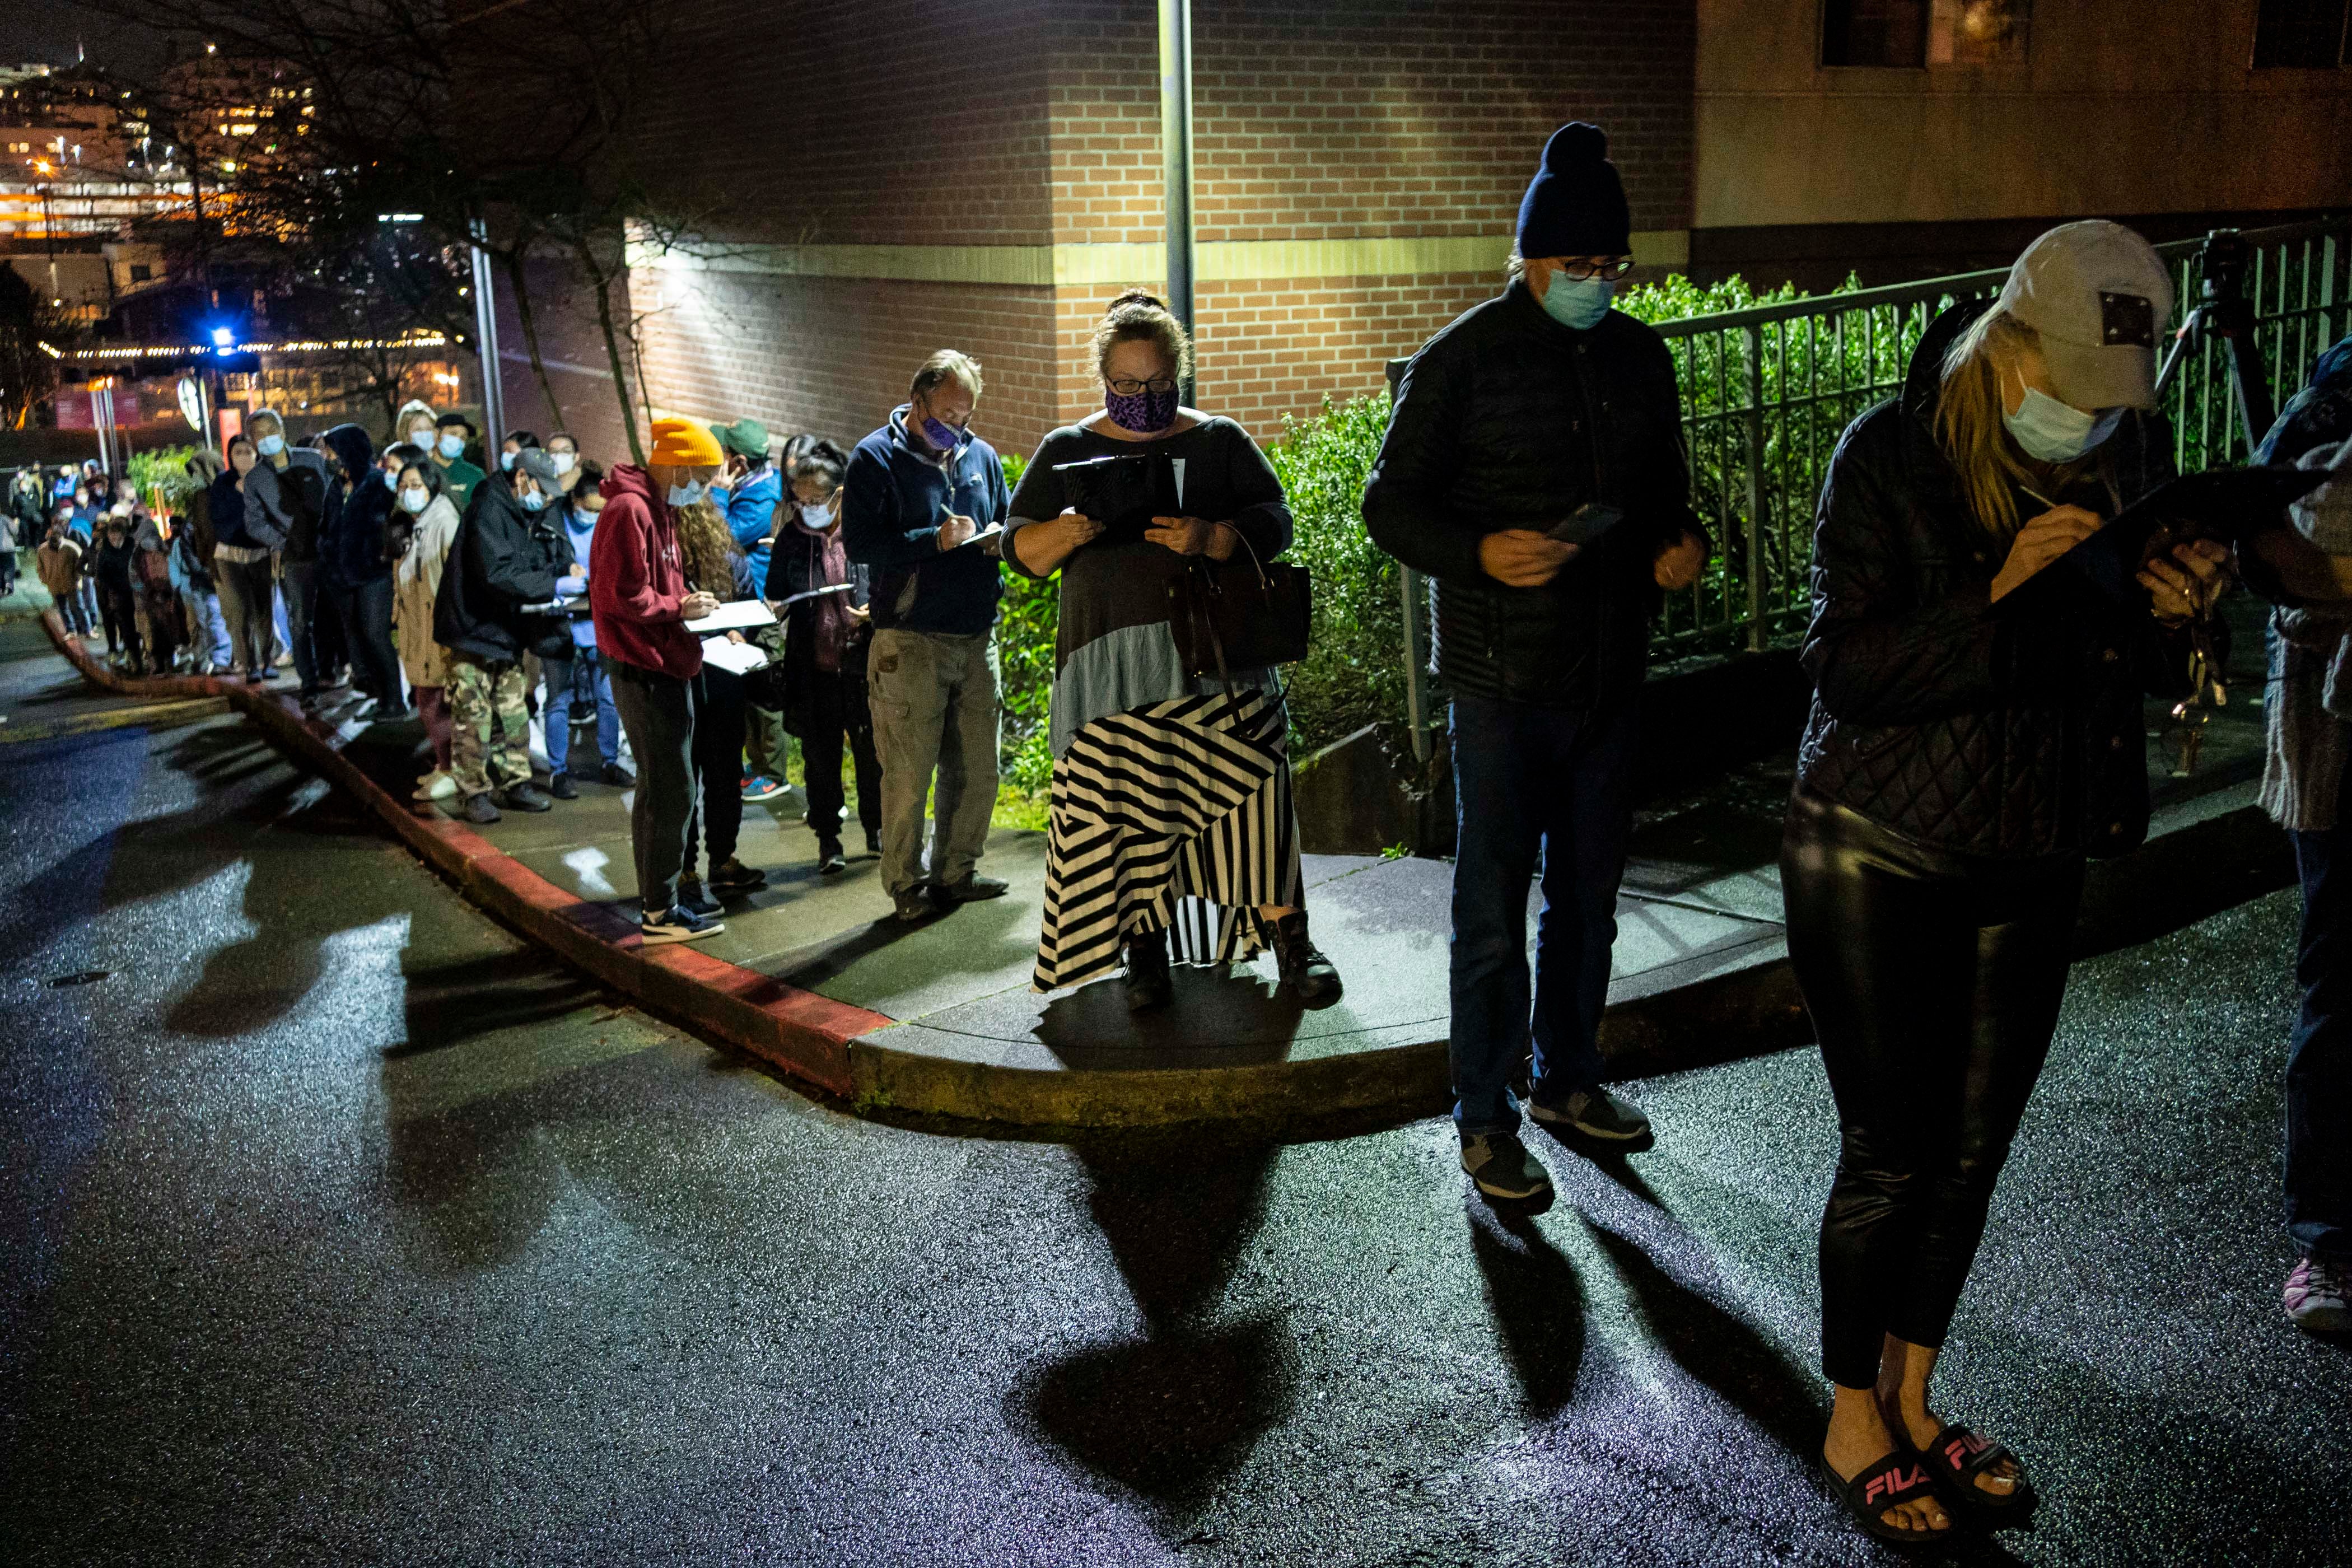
[1799,421,2009,726]
[1361,342,1486,586]
[471,508,559,605]
[842,442,937,567]
[1620,330,1709,562]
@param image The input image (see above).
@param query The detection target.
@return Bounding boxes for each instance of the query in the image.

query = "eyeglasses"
[1107,377,1179,397]
[1556,257,1636,282]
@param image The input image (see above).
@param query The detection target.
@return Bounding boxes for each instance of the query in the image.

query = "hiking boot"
[675,877,722,917]
[545,769,579,800]
[935,874,1009,905]
[1269,911,1342,1006]
[1460,1132,1553,1202]
[816,838,847,875]
[2286,1255,2351,1334]
[641,904,724,945]
[1124,928,1173,1012]
[708,856,766,893]
[461,792,501,825]
[1529,1086,1654,1147]
[600,762,636,788]
[892,889,936,922]
[500,781,554,813]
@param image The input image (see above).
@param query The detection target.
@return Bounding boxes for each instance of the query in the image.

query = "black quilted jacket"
[1362,281,1705,708]
[1795,300,2192,860]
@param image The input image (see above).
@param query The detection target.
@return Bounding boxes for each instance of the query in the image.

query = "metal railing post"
[1743,323,1767,654]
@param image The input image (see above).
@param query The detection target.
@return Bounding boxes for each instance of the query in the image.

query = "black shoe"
[1123,928,1173,1012]
[600,762,636,788]
[864,827,883,857]
[707,856,767,893]
[935,874,1009,905]
[816,839,847,875]
[891,889,936,922]
[675,877,722,917]
[461,792,501,825]
[1460,1132,1553,1202]
[1528,1086,1654,1147]
[500,782,554,813]
[1269,911,1342,1006]
[545,769,579,800]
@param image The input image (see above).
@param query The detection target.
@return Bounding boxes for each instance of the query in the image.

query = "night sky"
[0,3,166,77]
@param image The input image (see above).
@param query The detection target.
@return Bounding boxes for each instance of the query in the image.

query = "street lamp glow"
[211,326,235,348]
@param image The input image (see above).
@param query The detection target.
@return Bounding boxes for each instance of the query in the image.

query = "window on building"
[2253,0,2349,66]
[1823,0,1928,66]
[129,263,151,282]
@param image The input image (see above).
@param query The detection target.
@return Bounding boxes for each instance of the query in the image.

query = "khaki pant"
[744,701,792,785]
[868,627,999,895]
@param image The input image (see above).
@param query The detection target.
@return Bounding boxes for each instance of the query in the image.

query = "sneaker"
[410,769,458,802]
[742,774,785,802]
[2285,1255,2351,1334]
[864,827,883,857]
[1268,910,1342,1006]
[1529,1086,1654,1146]
[675,877,722,917]
[499,782,554,813]
[600,762,637,788]
[708,856,767,892]
[935,874,1010,904]
[641,904,725,945]
[892,889,936,922]
[816,839,847,875]
[461,792,501,825]
[1460,1132,1553,1202]
[545,769,578,800]
[245,669,268,685]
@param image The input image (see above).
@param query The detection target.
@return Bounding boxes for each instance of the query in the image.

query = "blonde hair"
[673,499,738,596]
[1091,291,1193,384]
[911,349,984,402]
[1934,307,2102,539]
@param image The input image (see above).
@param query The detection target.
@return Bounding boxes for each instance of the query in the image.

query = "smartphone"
[1548,502,1626,549]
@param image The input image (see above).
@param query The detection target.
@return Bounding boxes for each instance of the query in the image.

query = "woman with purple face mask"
[1005,292,1341,1013]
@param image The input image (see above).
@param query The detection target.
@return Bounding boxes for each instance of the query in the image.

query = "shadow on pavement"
[1010,1138,1293,1506]
[1033,967,1306,1070]
[1471,1206,1586,1418]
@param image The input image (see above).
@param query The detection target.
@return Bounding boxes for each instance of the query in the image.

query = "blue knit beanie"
[1516,122,1632,260]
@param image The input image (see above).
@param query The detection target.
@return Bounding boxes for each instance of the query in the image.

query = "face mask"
[381,469,398,490]
[1539,272,1613,331]
[799,500,836,529]
[437,433,465,459]
[399,488,428,514]
[2002,376,2124,463]
[408,428,435,449]
[500,451,517,471]
[550,451,575,477]
[917,412,962,450]
[520,488,547,512]
[1105,384,1180,433]
[666,480,704,507]
[255,433,285,457]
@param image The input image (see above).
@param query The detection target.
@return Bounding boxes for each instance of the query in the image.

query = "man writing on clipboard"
[1364,122,1708,1204]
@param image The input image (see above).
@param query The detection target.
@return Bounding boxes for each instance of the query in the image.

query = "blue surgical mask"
[500,451,517,471]
[381,469,398,491]
[255,433,285,457]
[2003,375,2124,463]
[666,480,704,507]
[1539,272,1613,331]
[437,433,465,459]
[520,488,547,512]
[799,500,835,529]
[399,487,428,514]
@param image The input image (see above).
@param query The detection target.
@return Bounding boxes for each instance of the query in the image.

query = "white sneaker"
[2285,1255,2350,1334]
[641,904,725,945]
[411,769,458,802]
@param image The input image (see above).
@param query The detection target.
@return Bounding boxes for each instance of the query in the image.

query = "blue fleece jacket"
[842,405,1006,636]
[719,465,781,590]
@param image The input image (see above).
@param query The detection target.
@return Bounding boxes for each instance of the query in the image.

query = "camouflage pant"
[449,652,533,796]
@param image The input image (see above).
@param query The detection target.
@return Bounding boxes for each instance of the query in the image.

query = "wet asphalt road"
[2,626,2347,1567]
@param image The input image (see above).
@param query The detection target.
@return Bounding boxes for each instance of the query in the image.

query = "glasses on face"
[1556,257,1636,282]
[1107,377,1179,398]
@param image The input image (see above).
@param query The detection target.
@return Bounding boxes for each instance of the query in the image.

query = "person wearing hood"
[543,460,629,796]
[1781,222,2228,1546]
[391,455,466,802]
[591,418,726,944]
[92,506,143,671]
[319,422,407,717]
[711,417,789,802]
[209,436,274,680]
[1362,122,1707,1203]
[432,446,565,822]
[6,468,44,596]
[130,502,185,671]
[843,349,1010,922]
[432,412,487,513]
[241,408,330,694]
[171,450,232,674]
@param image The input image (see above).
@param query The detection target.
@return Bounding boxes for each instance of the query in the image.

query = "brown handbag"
[1165,533,1311,695]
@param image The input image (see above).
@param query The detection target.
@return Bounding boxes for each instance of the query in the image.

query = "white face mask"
[550,451,576,477]
[799,500,835,528]
[666,480,704,507]
[2002,370,2124,464]
[399,487,428,514]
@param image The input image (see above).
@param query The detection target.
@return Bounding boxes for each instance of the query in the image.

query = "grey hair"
[911,349,984,402]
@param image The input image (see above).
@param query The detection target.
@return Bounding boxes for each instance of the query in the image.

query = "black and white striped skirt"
[1033,688,1303,991]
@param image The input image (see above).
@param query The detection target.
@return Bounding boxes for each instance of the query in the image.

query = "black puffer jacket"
[433,477,563,662]
[1794,299,2191,860]
[1362,279,1705,708]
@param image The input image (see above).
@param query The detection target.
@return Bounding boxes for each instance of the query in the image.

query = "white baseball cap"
[1995,220,2175,411]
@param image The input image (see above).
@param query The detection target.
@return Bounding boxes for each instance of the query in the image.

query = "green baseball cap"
[711,418,770,459]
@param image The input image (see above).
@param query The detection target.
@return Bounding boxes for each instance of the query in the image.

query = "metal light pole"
[466,218,506,452]
[1158,0,1196,402]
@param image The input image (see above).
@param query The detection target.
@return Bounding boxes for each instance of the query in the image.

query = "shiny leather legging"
[1781,788,2085,1389]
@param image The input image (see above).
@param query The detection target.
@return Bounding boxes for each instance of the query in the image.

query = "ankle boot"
[1270,911,1342,1005]
[1123,928,1173,1012]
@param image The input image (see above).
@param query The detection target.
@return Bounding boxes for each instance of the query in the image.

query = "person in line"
[2242,334,2352,1336]
[1006,295,1341,1008]
[65,482,102,634]
[1363,122,1709,1201]
[497,430,540,473]
[38,510,90,636]
[710,417,789,804]
[1781,222,2228,1546]
[543,461,632,797]
[8,468,48,595]
[91,507,143,671]
[395,400,441,457]
[240,408,330,697]
[432,446,565,822]
[171,450,232,675]
[544,431,581,486]
[208,435,274,681]
[391,456,466,802]
[767,439,880,873]
[319,423,405,717]
[844,350,1010,922]
[129,502,184,673]
[432,412,487,513]
[592,418,726,942]
[674,495,767,911]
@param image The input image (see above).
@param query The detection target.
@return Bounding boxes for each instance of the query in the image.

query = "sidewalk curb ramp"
[40,612,2297,1130]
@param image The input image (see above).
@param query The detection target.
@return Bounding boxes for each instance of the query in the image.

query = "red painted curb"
[38,611,880,1095]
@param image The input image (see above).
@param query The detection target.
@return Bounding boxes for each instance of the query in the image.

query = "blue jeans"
[542,647,619,775]
[1448,692,1637,1136]
[2288,760,2352,1264]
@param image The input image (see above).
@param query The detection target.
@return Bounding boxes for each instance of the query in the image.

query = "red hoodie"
[590,463,702,679]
